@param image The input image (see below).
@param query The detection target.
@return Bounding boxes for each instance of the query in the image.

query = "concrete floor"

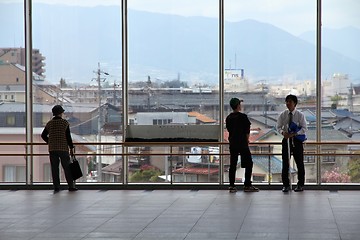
[0,189,359,240]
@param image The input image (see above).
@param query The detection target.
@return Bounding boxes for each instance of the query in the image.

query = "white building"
[224,68,249,92]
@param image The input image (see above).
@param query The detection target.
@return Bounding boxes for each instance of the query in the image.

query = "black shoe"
[282,186,290,192]
[53,188,60,194]
[294,185,304,192]
[244,185,259,192]
[228,186,237,193]
[68,187,78,192]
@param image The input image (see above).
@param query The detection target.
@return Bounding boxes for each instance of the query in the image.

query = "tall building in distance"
[0,47,46,77]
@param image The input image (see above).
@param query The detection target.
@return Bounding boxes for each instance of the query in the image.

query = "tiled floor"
[0,189,359,240]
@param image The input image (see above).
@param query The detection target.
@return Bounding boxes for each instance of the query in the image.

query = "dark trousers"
[281,138,305,187]
[49,151,74,190]
[229,145,253,187]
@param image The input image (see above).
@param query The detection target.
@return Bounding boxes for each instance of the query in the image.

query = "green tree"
[129,165,163,182]
[349,158,360,182]
[60,78,67,88]
[161,79,188,88]
[87,156,96,173]
[330,94,343,109]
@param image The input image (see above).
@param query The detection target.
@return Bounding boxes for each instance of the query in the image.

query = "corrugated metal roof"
[331,109,354,117]
[251,156,286,174]
[306,127,350,141]
[321,110,337,118]
[250,116,277,127]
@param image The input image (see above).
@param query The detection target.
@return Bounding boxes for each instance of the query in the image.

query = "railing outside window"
[0,141,359,188]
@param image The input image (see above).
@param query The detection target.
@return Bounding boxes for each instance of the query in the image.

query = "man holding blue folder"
[277,94,307,192]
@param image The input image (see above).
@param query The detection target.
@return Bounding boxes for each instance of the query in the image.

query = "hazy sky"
[25,0,360,35]
[3,0,359,83]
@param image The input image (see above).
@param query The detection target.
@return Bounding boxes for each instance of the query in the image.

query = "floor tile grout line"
[130,190,189,240]
[28,191,121,240]
[81,190,153,240]
[183,190,220,240]
[287,194,292,240]
[328,195,343,240]
[235,192,260,239]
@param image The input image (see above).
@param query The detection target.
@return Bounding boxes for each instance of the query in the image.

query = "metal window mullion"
[219,0,224,185]
[121,0,129,184]
[24,0,34,185]
[316,0,322,185]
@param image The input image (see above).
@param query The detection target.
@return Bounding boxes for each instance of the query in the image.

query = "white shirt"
[276,108,307,135]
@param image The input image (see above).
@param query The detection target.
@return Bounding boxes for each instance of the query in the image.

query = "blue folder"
[289,122,307,142]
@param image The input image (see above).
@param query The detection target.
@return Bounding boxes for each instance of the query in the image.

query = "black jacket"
[225,112,251,147]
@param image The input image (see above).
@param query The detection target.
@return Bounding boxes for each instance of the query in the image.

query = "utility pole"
[348,83,353,113]
[261,81,268,126]
[93,62,108,182]
[113,81,118,106]
[348,84,354,136]
[113,81,120,106]
[145,76,152,110]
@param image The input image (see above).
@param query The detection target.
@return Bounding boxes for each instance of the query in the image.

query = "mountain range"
[1,3,360,85]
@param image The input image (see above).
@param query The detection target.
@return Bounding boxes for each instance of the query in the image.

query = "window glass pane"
[3,159,26,183]
[321,0,360,183]
[1,0,358,187]
[0,1,26,184]
[225,0,316,185]
[127,0,219,183]
[6,116,16,126]
[32,0,122,183]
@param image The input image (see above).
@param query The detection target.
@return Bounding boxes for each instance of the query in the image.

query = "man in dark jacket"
[41,105,77,193]
[226,98,259,193]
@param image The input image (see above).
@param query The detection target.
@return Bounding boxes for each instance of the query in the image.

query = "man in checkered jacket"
[41,105,78,194]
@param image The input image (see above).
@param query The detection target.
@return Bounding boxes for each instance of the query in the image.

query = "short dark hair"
[229,98,243,110]
[285,94,298,106]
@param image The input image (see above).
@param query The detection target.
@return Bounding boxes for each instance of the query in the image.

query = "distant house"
[130,110,216,126]
[0,102,98,131]
[187,111,217,124]
[0,102,53,127]
[334,116,360,135]
[0,101,122,135]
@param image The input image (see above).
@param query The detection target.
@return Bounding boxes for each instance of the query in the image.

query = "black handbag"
[69,156,83,180]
